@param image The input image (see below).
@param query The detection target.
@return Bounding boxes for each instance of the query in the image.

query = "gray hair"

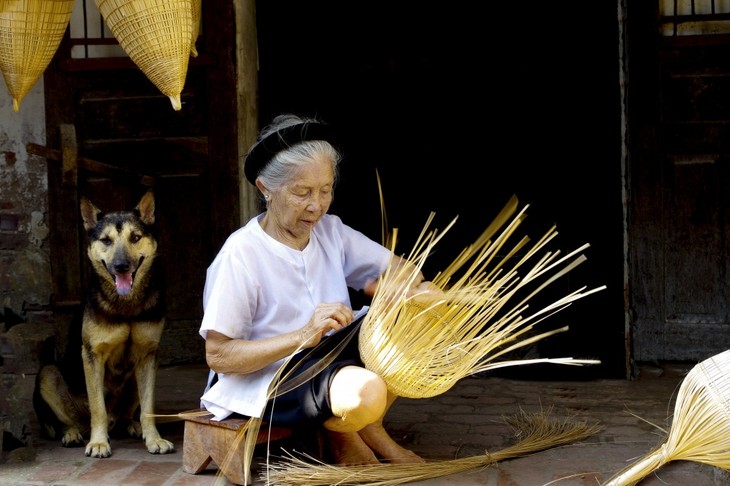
[256,114,342,192]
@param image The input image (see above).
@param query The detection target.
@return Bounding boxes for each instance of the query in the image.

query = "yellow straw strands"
[261,408,601,486]
[604,349,730,486]
[94,0,193,111]
[0,0,75,112]
[359,195,605,399]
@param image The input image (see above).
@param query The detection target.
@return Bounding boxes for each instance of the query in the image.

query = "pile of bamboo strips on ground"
[262,408,601,486]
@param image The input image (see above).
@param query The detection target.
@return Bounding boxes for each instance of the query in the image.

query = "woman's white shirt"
[199,213,390,420]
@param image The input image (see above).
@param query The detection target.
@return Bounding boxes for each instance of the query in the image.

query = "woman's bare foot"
[358,422,425,464]
[325,430,380,465]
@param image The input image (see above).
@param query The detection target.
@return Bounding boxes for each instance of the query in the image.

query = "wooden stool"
[181,410,292,485]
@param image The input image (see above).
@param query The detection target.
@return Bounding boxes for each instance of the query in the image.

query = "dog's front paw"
[85,440,112,458]
[146,437,174,455]
[61,428,84,447]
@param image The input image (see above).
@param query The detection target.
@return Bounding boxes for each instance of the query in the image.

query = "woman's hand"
[408,280,445,304]
[205,301,355,375]
[299,302,355,348]
[365,256,441,301]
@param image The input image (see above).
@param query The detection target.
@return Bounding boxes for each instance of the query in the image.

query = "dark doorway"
[255,1,625,378]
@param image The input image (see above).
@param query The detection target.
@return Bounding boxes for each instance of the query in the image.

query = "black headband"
[243,121,335,185]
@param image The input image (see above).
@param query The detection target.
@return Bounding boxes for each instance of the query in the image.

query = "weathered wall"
[0,81,51,321]
[0,80,53,452]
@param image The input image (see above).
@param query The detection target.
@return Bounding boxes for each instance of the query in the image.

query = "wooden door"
[627,2,730,363]
[41,0,240,365]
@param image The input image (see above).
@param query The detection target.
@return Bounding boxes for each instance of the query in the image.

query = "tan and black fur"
[33,190,173,458]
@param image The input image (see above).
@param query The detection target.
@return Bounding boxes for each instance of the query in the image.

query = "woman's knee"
[329,366,387,427]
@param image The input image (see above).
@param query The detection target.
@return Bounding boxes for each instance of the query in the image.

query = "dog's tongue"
[115,273,133,295]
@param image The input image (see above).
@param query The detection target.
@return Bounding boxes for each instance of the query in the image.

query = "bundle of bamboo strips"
[0,0,75,112]
[261,407,601,486]
[603,348,730,486]
[360,194,605,399]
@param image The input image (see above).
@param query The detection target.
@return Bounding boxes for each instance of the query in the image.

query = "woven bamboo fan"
[0,0,75,112]
[360,194,604,399]
[94,0,193,111]
[604,349,730,486]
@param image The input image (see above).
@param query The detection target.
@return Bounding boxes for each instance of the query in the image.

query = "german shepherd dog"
[34,190,174,458]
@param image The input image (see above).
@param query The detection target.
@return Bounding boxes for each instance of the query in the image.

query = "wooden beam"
[27,142,156,186]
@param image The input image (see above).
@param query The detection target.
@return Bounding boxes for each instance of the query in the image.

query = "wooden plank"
[42,125,82,306]
[182,409,292,485]
[206,0,241,255]
[27,142,156,186]
[60,124,77,188]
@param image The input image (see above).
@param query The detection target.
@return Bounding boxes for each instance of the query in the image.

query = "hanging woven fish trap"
[94,0,193,110]
[0,0,75,112]
[359,194,604,399]
[190,0,200,57]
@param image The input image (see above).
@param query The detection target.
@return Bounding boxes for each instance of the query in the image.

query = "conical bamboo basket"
[604,349,730,485]
[360,194,604,399]
[0,0,75,112]
[190,0,200,57]
[94,0,193,110]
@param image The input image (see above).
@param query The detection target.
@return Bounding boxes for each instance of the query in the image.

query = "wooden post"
[59,124,77,188]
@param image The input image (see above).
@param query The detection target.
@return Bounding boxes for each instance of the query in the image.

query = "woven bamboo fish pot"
[94,0,193,111]
[190,0,200,57]
[359,195,604,399]
[0,0,75,112]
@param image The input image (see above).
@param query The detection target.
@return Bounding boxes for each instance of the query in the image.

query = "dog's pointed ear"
[80,198,102,231]
[136,190,155,225]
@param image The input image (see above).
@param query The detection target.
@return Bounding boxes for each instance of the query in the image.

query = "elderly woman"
[198,113,429,465]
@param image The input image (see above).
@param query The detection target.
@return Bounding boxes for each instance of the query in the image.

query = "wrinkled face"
[87,213,157,296]
[268,155,334,246]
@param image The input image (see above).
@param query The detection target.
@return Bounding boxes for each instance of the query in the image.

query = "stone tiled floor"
[2,362,729,485]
